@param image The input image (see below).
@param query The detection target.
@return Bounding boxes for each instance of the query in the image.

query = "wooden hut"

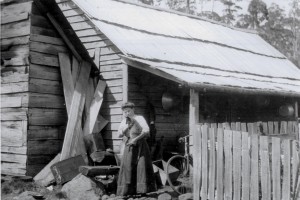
[1,0,300,178]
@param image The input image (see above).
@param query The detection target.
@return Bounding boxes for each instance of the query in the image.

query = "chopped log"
[34,153,60,187]
[79,166,120,177]
[51,155,85,184]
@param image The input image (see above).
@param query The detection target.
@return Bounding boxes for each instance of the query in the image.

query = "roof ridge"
[112,0,258,35]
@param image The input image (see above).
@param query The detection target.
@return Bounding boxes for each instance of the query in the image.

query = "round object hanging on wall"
[162,92,180,111]
[279,104,294,117]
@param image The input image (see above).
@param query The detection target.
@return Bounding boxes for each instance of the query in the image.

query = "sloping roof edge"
[121,55,300,97]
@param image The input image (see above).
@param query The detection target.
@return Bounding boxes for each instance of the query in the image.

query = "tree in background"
[220,0,242,25]
[247,0,268,29]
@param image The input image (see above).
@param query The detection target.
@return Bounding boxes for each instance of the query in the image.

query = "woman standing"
[116,102,157,197]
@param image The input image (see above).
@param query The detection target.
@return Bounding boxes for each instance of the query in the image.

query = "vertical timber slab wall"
[56,0,124,153]
[128,67,190,152]
[1,0,32,176]
[26,3,68,176]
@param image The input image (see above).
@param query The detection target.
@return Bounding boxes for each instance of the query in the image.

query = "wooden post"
[190,88,199,200]
[122,63,128,103]
[295,100,299,142]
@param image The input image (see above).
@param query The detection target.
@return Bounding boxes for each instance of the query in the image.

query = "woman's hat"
[121,102,135,110]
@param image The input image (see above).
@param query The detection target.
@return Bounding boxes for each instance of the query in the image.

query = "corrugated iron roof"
[71,0,300,95]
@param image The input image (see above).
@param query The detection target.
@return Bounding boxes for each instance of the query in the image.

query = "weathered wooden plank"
[57,1,77,11]
[76,28,102,37]
[274,121,279,134]
[1,12,29,24]
[1,162,26,176]
[28,140,62,155]
[1,108,28,121]
[29,64,61,81]
[70,21,94,31]
[29,78,63,95]
[103,93,123,102]
[1,82,28,94]
[250,134,259,200]
[1,45,29,59]
[31,14,53,29]
[100,46,121,55]
[30,52,59,67]
[1,71,29,83]
[241,132,250,200]
[224,130,233,200]
[63,8,84,17]
[193,125,201,200]
[29,93,65,109]
[1,95,23,108]
[1,56,29,67]
[280,121,288,134]
[60,61,91,161]
[79,35,105,43]
[200,125,208,199]
[28,108,67,126]
[1,121,27,147]
[1,20,30,39]
[216,128,224,200]
[189,89,199,151]
[233,131,242,200]
[100,64,123,73]
[260,136,271,200]
[271,137,281,200]
[262,122,268,135]
[1,153,27,164]
[292,140,299,199]
[83,80,106,135]
[71,56,80,84]
[66,15,88,23]
[94,47,100,69]
[83,41,111,49]
[268,121,274,134]
[34,153,61,187]
[100,59,123,66]
[30,41,68,55]
[84,78,95,120]
[1,36,29,50]
[1,1,32,16]
[282,139,291,200]
[58,53,74,113]
[208,128,216,200]
[30,34,65,46]
[1,146,27,155]
[28,126,64,140]
[31,26,59,38]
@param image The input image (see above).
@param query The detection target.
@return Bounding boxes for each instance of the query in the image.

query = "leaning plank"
[60,61,91,161]
[83,80,106,135]
[58,53,74,113]
[72,56,80,84]
[34,153,61,186]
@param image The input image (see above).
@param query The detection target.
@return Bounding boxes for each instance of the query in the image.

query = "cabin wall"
[1,0,33,176]
[56,0,125,153]
[26,3,68,176]
[128,67,190,153]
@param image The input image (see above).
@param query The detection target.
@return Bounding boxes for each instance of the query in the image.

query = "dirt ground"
[1,176,181,200]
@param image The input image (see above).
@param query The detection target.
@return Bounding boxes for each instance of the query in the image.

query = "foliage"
[220,0,242,25]
[247,0,269,29]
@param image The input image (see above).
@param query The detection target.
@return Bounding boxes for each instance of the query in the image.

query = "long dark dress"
[116,124,156,196]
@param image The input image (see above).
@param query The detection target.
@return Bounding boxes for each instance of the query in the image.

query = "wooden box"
[51,155,86,184]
